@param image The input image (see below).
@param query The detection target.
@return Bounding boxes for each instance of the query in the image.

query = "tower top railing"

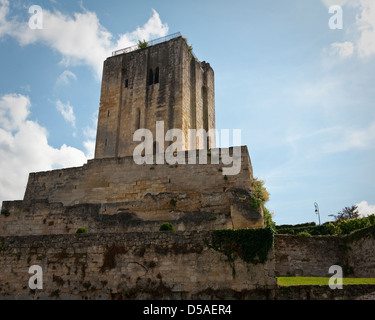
[111,32,196,59]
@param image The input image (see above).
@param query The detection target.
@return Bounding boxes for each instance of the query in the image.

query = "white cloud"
[290,121,375,155]
[321,121,375,153]
[0,1,169,78]
[83,139,95,159]
[0,93,87,203]
[354,0,375,58]
[56,70,77,86]
[82,111,98,160]
[357,201,375,217]
[56,100,76,127]
[0,0,11,37]
[115,9,169,50]
[329,42,354,58]
[0,94,30,131]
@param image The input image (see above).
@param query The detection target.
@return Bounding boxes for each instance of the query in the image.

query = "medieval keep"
[0,33,263,236]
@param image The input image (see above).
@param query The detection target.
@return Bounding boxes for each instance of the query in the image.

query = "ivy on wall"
[209,228,274,268]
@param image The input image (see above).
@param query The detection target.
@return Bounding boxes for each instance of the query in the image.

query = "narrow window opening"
[135,109,141,130]
[125,79,129,88]
[105,138,108,147]
[107,110,110,118]
[202,85,209,148]
[148,69,153,85]
[155,67,159,84]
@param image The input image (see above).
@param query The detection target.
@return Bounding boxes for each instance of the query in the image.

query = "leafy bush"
[276,214,375,236]
[298,231,311,237]
[337,218,371,235]
[159,222,175,231]
[249,197,262,210]
[248,177,270,213]
[263,207,276,229]
[251,178,270,203]
[137,40,148,49]
[76,227,88,234]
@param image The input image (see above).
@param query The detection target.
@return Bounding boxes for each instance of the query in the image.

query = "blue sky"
[0,0,374,225]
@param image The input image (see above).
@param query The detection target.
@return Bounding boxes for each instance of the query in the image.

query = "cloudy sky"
[0,0,374,225]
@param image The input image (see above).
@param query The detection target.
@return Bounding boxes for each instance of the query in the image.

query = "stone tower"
[1,32,263,238]
[94,33,216,159]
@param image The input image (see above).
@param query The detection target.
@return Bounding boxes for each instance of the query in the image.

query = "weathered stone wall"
[345,229,375,278]
[274,228,375,278]
[23,147,252,209]
[0,200,235,236]
[0,147,263,235]
[274,235,344,277]
[0,231,276,300]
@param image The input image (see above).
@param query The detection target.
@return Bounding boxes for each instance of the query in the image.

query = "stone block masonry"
[1,146,263,236]
[23,147,252,208]
[274,235,344,277]
[274,225,375,278]
[0,231,276,300]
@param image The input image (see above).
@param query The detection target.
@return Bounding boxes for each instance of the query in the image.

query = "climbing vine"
[210,228,274,268]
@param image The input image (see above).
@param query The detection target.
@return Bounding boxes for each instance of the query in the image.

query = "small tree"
[263,206,276,229]
[137,39,148,49]
[329,205,359,222]
[249,177,275,228]
[251,178,270,203]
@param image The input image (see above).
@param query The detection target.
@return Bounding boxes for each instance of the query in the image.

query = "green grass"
[277,277,375,286]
